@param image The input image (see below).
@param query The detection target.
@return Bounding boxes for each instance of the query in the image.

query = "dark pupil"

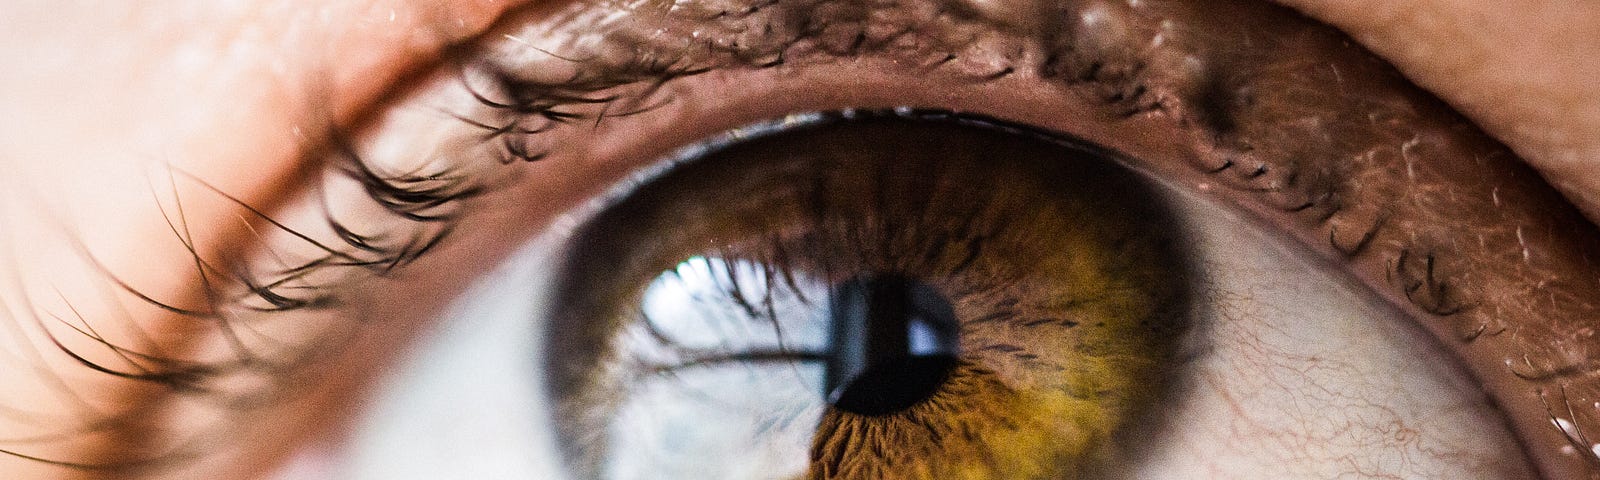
[824,275,960,416]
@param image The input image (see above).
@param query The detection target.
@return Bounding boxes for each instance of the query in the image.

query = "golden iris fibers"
[545,111,1195,479]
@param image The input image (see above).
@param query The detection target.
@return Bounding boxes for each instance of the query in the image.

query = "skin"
[0,0,1595,479]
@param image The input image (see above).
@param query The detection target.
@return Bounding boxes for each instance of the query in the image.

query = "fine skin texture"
[0,1,1596,479]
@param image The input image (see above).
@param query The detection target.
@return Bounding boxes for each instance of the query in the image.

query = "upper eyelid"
[453,0,1600,371]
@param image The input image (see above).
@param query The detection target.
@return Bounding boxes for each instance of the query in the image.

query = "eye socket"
[544,113,1193,479]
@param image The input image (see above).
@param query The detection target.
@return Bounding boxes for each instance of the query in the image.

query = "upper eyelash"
[5,68,496,473]
[464,0,1497,352]
[469,0,1346,229]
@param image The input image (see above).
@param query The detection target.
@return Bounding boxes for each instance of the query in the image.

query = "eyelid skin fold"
[1268,0,1600,225]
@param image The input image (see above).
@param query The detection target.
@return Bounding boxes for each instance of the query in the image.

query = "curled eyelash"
[0,59,503,474]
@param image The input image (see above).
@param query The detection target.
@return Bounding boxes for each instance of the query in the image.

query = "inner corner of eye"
[531,110,1537,480]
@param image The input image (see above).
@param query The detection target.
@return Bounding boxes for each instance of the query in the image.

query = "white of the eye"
[1125,186,1531,479]
[289,234,570,480]
[297,180,1534,480]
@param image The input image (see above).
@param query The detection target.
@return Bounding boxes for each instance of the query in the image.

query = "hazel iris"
[544,111,1195,480]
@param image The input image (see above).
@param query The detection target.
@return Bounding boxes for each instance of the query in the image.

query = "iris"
[543,111,1194,479]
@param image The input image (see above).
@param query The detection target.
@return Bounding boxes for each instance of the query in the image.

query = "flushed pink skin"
[0,1,1594,479]
[1273,0,1600,228]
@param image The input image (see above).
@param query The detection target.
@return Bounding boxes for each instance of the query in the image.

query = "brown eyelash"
[463,0,1488,332]
[4,65,497,475]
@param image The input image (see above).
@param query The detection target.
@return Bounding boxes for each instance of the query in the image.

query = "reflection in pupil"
[547,111,1198,479]
[825,275,959,416]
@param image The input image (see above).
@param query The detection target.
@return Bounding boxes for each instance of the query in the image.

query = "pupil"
[824,275,960,416]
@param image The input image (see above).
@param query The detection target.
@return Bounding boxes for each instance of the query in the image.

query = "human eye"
[279,0,1600,478]
[3,1,1597,479]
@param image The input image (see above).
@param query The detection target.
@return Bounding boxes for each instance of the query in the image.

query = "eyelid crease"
[1270,0,1600,226]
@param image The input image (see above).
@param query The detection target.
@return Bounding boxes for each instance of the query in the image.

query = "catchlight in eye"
[543,110,1195,479]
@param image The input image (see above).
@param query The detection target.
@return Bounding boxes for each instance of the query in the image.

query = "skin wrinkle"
[0,0,1593,476]
[1269,0,1600,225]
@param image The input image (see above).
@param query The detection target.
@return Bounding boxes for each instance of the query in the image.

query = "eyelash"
[458,0,1475,324]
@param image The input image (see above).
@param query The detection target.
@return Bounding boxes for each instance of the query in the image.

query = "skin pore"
[0,0,1597,479]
